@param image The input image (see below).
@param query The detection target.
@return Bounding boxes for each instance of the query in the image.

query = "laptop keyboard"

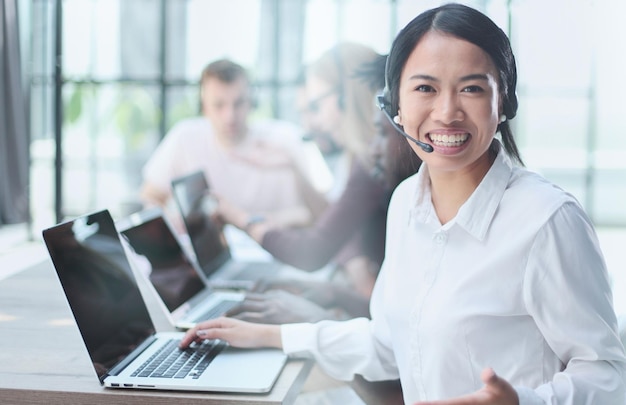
[191,299,241,323]
[131,339,226,379]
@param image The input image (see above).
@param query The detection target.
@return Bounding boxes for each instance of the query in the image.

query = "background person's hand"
[179,317,281,349]
[226,290,334,324]
[414,368,518,405]
[213,195,248,230]
[252,278,337,308]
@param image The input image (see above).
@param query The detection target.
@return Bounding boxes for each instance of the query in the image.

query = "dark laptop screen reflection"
[44,211,154,378]
[172,171,230,278]
[120,215,205,312]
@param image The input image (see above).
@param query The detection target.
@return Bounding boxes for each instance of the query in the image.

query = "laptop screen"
[118,210,206,313]
[43,210,155,379]
[171,171,231,277]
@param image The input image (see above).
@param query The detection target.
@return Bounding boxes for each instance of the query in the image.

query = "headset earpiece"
[376,93,391,116]
[377,53,393,116]
[377,54,433,153]
[377,87,392,116]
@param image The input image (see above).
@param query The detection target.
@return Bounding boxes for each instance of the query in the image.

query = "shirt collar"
[411,140,514,241]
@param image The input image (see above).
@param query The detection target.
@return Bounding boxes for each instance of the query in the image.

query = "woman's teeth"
[429,133,469,147]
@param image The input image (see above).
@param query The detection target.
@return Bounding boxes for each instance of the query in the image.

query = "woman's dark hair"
[386,124,423,189]
[386,3,523,165]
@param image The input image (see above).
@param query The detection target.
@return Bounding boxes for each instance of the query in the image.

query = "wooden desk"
[0,260,312,404]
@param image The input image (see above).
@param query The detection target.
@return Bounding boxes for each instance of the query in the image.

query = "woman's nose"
[431,93,463,124]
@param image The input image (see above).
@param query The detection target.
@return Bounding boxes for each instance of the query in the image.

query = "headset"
[377,56,433,153]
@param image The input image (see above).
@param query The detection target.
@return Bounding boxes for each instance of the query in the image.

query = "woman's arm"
[522,203,626,403]
[261,162,388,271]
[216,161,387,271]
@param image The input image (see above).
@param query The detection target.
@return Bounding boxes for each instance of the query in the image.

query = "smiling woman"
[394,31,506,222]
[180,4,626,404]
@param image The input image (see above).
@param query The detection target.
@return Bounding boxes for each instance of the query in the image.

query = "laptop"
[115,207,245,330]
[42,209,287,393]
[170,170,285,285]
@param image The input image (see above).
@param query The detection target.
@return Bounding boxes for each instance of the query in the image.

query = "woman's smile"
[427,131,470,148]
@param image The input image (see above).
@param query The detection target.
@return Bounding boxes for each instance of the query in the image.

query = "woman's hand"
[414,368,518,405]
[179,317,282,350]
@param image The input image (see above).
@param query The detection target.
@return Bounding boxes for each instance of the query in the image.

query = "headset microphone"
[377,95,434,153]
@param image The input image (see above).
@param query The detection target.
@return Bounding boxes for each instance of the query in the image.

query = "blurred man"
[140,59,326,229]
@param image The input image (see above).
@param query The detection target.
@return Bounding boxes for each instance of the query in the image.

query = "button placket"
[410,229,448,398]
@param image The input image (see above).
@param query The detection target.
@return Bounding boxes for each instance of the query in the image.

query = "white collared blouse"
[282,142,626,404]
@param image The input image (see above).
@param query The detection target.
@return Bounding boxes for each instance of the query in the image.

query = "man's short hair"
[200,59,249,85]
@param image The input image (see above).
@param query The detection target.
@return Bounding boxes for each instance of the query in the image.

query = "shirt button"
[434,233,446,244]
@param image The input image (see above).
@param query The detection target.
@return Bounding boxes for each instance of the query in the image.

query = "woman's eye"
[415,84,434,92]
[462,85,483,93]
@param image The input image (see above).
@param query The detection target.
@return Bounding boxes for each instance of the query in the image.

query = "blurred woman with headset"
[215,43,418,315]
